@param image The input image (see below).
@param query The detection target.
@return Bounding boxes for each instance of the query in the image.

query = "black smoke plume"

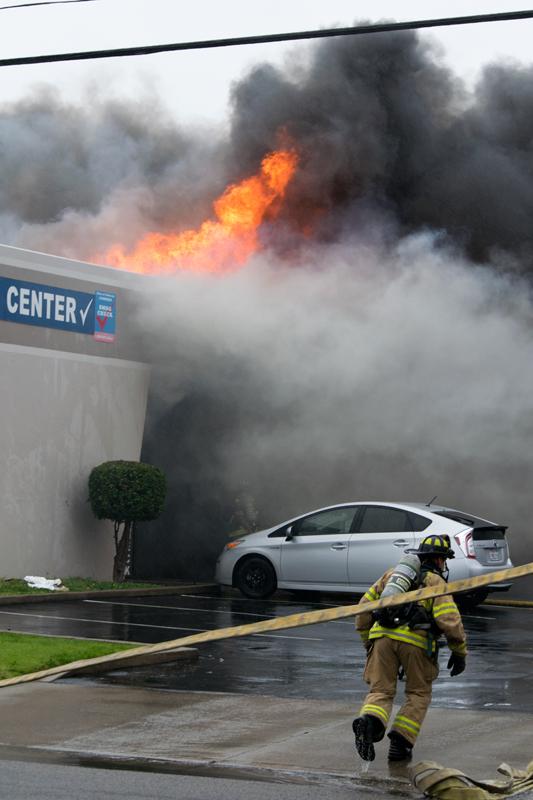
[228,30,533,270]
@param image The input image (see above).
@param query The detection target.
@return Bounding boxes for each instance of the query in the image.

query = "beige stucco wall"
[0,244,150,580]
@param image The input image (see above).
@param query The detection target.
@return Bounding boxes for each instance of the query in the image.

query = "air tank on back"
[373,553,422,628]
[381,553,421,599]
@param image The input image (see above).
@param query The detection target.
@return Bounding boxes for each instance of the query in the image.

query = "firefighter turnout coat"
[356,568,467,745]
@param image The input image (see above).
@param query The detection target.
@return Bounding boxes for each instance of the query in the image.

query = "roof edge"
[0,242,148,289]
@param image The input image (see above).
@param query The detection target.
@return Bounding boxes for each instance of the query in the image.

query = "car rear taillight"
[454,528,476,558]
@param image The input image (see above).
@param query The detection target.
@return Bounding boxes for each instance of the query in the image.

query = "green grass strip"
[0,632,135,679]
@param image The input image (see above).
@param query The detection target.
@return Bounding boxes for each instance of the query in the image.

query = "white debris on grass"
[24,576,68,592]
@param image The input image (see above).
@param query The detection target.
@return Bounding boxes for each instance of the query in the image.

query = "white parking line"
[0,609,207,633]
[180,595,497,622]
[84,599,278,619]
[85,598,355,625]
[0,609,323,642]
[254,632,323,641]
[87,598,495,626]
[181,593,345,608]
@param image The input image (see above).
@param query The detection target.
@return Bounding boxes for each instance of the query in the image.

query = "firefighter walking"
[353,535,467,762]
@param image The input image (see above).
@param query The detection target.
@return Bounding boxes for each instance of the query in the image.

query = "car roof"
[295,501,498,526]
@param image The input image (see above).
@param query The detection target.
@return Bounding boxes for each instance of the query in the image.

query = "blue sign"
[0,277,116,341]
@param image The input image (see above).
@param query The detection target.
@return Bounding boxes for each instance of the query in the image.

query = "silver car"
[215,501,513,608]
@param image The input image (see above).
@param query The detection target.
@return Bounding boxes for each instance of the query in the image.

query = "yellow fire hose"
[0,561,532,688]
[411,758,533,799]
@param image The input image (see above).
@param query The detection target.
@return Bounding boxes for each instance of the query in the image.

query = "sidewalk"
[0,681,531,796]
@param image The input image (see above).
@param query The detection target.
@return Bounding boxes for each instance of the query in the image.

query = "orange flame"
[98,148,299,275]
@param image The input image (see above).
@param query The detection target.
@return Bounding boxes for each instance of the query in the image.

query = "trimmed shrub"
[89,460,166,582]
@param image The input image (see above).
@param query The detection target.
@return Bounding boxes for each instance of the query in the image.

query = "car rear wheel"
[235,556,277,599]
[454,589,489,610]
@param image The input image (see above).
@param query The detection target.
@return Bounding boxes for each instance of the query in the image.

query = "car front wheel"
[235,556,277,599]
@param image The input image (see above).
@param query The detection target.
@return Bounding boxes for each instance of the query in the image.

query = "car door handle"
[330,543,348,550]
[393,539,409,547]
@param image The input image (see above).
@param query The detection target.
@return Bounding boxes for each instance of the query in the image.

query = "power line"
[0,0,97,10]
[1,8,533,68]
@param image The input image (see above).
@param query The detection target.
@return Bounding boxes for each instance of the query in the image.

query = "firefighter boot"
[387,731,413,761]
[352,715,385,762]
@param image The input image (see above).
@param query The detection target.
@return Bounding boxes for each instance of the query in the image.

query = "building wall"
[0,244,150,580]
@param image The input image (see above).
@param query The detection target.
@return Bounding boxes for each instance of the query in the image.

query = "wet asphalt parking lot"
[0,588,531,711]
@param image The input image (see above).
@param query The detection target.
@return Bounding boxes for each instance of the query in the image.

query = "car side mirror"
[285,525,294,541]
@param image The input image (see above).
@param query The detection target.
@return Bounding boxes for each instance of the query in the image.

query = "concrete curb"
[0,582,218,605]
[70,646,199,676]
[41,646,199,683]
[0,745,408,796]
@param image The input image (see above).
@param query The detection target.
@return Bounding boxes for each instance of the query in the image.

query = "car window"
[294,507,356,536]
[434,509,499,528]
[356,506,411,533]
[408,511,432,532]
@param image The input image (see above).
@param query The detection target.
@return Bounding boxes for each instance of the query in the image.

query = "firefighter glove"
[447,652,466,676]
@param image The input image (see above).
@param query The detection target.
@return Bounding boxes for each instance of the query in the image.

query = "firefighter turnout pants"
[360,636,439,745]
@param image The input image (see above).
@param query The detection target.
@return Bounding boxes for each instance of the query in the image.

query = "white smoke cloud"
[137,227,533,577]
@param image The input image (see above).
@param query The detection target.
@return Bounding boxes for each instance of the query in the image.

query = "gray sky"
[2,0,533,126]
